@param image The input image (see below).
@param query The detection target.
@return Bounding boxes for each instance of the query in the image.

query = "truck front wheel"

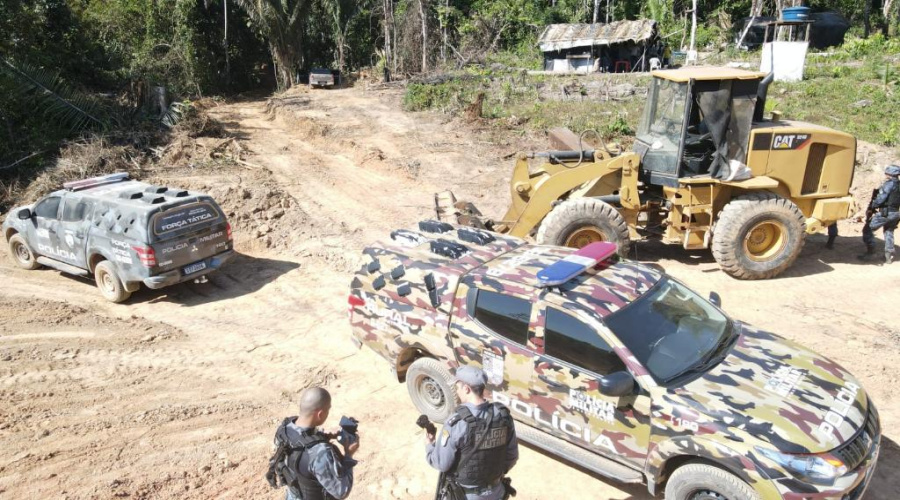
[665,463,759,500]
[94,260,132,303]
[8,234,40,270]
[406,357,459,423]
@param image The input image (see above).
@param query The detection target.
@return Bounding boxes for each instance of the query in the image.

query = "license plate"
[183,261,207,275]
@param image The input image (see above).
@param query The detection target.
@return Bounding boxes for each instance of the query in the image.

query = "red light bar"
[63,173,130,191]
[536,242,617,287]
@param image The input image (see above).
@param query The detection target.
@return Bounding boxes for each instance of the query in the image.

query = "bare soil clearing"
[1,85,898,499]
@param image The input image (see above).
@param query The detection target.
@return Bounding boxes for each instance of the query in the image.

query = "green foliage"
[694,23,726,49]
[604,113,633,137]
[839,34,900,58]
[768,54,900,147]
[404,78,481,111]
[0,60,113,133]
[403,69,645,142]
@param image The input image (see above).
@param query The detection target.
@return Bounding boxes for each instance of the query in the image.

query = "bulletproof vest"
[451,403,513,487]
[887,180,900,210]
[274,419,337,500]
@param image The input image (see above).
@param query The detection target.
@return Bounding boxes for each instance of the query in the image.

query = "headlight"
[755,446,847,485]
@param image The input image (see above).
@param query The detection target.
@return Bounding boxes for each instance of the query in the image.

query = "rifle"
[864,188,880,225]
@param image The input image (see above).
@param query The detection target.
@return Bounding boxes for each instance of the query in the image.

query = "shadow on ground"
[521,442,652,500]
[867,434,899,498]
[129,252,300,306]
[627,233,891,279]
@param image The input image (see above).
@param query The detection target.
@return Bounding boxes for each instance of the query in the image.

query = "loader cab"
[633,67,768,188]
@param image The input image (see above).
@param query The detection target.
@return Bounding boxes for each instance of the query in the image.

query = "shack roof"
[538,20,656,52]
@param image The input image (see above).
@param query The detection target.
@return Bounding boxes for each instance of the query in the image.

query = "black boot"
[857,247,876,261]
[887,253,894,265]
[825,236,836,250]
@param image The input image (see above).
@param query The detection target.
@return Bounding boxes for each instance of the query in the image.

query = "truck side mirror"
[599,371,635,397]
[708,291,722,307]
[17,208,32,220]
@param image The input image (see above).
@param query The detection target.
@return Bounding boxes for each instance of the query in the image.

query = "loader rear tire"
[712,192,805,280]
[537,198,630,254]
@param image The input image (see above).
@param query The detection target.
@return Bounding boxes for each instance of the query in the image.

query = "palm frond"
[161,101,192,128]
[0,59,111,133]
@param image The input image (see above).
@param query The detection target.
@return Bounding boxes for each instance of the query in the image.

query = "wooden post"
[688,0,698,63]
[418,0,428,72]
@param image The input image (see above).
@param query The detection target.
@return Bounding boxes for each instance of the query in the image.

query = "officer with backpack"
[425,365,518,500]
[267,387,360,500]
[858,164,900,264]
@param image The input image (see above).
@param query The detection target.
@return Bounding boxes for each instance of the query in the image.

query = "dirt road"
[1,85,898,500]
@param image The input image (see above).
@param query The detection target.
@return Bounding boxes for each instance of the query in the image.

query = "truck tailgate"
[153,223,230,273]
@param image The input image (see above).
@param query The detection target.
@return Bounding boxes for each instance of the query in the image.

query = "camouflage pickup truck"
[3,173,234,303]
[348,221,880,500]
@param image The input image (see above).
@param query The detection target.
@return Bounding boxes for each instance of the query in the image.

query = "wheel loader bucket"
[434,190,489,230]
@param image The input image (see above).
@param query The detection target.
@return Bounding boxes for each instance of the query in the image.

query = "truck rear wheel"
[8,234,40,270]
[712,192,805,280]
[537,198,630,254]
[665,462,758,500]
[406,357,459,423]
[94,260,132,303]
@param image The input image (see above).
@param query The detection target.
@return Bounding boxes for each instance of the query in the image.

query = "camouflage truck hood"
[673,324,867,454]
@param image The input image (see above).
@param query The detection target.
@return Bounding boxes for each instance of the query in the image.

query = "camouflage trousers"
[862,211,900,254]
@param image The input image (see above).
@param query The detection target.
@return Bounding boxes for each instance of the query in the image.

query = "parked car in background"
[309,67,337,88]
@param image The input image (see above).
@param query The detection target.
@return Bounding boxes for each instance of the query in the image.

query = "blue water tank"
[782,6,810,21]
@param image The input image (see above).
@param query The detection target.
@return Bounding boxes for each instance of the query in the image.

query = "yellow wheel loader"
[439,67,856,280]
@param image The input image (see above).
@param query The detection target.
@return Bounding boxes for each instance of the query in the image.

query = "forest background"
[1,0,899,192]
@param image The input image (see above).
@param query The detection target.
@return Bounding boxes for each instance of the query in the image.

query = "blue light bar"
[536,242,618,287]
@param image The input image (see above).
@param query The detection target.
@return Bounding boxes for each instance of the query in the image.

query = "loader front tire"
[712,192,805,280]
[537,198,630,254]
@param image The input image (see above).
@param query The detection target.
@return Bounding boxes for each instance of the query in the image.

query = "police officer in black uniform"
[425,366,518,500]
[859,164,900,264]
[270,387,359,500]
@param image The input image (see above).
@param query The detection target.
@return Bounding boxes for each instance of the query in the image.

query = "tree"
[233,0,310,88]
[325,0,366,75]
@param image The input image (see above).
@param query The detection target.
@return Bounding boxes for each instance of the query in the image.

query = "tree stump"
[465,92,485,121]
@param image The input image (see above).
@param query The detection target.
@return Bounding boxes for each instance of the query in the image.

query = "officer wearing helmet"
[425,365,519,500]
[859,164,900,264]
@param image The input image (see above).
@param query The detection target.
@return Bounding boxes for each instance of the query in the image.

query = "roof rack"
[419,220,453,234]
[391,229,427,247]
[64,172,130,192]
[457,228,495,245]
[430,239,469,259]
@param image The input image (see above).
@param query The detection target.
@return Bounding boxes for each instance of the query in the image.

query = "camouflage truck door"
[530,305,652,468]
[451,275,540,404]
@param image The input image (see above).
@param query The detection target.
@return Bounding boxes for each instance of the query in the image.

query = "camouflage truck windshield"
[603,276,732,384]
[348,222,880,500]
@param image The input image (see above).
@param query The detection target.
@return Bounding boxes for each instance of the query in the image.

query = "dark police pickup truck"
[2,173,234,302]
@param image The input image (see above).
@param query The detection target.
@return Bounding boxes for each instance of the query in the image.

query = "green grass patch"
[406,47,900,148]
[405,68,647,142]
[770,55,900,147]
